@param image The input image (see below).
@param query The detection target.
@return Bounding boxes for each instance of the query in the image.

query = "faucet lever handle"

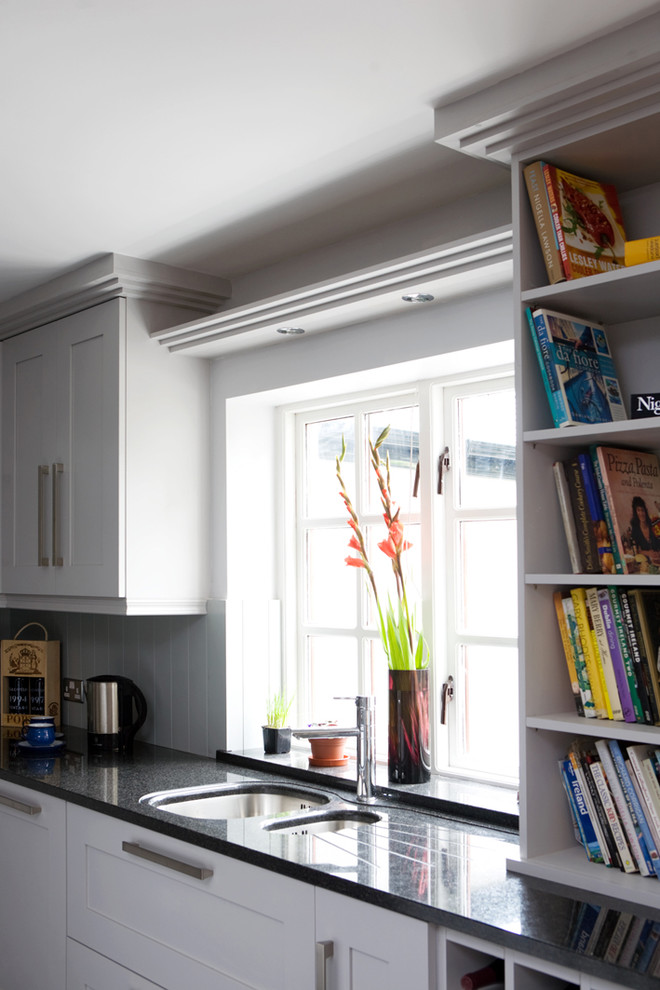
[333,694,375,709]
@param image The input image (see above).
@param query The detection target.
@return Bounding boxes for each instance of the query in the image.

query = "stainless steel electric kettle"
[86,675,147,752]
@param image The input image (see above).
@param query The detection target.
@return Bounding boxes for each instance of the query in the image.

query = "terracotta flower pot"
[308,736,347,767]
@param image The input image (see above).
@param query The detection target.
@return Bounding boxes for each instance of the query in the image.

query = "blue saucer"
[17,739,66,756]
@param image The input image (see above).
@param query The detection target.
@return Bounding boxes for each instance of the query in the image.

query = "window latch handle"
[440,675,454,724]
[437,446,450,494]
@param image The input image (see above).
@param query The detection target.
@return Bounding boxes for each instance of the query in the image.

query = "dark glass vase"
[388,669,430,784]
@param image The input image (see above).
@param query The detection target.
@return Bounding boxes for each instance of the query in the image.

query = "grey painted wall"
[2,603,227,758]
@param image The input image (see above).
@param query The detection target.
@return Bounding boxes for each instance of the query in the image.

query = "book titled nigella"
[526,307,626,427]
[631,393,660,419]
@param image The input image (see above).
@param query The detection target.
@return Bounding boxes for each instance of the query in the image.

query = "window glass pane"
[455,644,519,779]
[457,389,516,509]
[305,528,356,627]
[366,407,419,515]
[307,635,358,736]
[365,638,389,760]
[365,522,422,630]
[459,520,517,637]
[305,417,354,518]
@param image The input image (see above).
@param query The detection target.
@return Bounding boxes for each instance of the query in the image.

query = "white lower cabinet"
[67,939,166,990]
[315,887,431,989]
[0,779,66,990]
[66,804,316,989]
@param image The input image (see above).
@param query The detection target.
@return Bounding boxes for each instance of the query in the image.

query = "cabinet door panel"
[2,326,56,591]
[56,301,121,596]
[0,780,66,989]
[315,887,430,990]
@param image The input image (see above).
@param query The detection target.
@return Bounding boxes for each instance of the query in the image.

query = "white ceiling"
[3,0,660,306]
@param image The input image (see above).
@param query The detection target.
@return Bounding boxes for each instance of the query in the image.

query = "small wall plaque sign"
[631,393,660,419]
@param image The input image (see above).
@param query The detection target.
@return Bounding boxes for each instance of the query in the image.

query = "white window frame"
[279,364,516,783]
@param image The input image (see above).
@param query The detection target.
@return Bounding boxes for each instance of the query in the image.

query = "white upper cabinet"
[0,254,230,614]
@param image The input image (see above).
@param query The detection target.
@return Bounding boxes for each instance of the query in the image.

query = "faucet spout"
[292,696,376,804]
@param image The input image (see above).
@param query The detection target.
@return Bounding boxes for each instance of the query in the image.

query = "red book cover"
[543,165,626,279]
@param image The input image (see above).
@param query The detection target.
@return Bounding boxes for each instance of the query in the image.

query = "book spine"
[589,761,637,873]
[577,451,617,575]
[571,587,609,718]
[526,308,568,426]
[591,446,626,573]
[629,589,660,725]
[553,591,584,715]
[562,595,596,716]
[627,750,660,852]
[595,588,636,722]
[619,916,648,968]
[564,455,600,572]
[608,739,660,877]
[523,161,565,284]
[625,590,660,724]
[575,749,620,868]
[553,461,582,572]
[586,587,623,720]
[624,235,660,266]
[595,738,651,876]
[610,588,648,723]
[604,912,633,964]
[560,758,604,861]
[542,163,571,278]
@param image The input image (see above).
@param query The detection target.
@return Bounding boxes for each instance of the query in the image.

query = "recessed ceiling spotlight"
[402,292,434,303]
[276,326,305,335]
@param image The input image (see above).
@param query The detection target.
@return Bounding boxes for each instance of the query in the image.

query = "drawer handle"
[0,792,41,816]
[315,940,334,990]
[121,841,213,880]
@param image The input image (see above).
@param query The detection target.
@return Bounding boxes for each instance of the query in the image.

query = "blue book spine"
[559,758,604,862]
[608,739,660,877]
[525,307,566,427]
[589,446,624,574]
[577,452,618,574]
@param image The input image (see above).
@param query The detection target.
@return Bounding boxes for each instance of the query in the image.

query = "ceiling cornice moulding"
[150,227,513,356]
[0,253,232,339]
[433,10,660,166]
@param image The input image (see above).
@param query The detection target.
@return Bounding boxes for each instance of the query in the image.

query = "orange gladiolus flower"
[345,556,365,568]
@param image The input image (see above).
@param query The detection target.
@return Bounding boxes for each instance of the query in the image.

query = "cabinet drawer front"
[67,938,166,990]
[67,805,314,990]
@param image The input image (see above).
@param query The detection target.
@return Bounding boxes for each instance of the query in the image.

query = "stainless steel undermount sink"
[139,781,332,820]
[262,810,382,835]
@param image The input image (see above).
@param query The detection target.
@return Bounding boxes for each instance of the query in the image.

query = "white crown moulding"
[148,227,514,357]
[433,9,660,173]
[0,253,232,340]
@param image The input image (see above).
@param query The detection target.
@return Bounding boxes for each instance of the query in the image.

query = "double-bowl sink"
[140,780,383,836]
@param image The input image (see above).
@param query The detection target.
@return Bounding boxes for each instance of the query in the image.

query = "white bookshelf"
[509,98,660,910]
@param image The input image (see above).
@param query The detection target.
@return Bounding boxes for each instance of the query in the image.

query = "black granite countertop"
[2,727,659,989]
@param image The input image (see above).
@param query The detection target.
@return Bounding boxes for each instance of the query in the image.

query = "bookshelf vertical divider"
[509,105,660,909]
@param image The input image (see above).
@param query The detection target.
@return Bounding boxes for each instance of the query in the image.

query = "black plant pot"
[262,726,292,755]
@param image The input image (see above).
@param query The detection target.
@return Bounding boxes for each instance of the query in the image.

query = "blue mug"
[22,721,55,747]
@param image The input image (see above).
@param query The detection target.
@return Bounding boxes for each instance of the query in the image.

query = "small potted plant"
[262,693,293,754]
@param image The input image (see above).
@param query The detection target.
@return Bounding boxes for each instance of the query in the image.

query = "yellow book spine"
[624,236,660,266]
[571,587,608,718]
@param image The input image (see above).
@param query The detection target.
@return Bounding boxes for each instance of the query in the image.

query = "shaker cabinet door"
[315,887,431,990]
[0,780,66,990]
[2,300,121,597]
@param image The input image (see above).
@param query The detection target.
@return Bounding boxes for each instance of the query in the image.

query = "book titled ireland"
[528,307,626,427]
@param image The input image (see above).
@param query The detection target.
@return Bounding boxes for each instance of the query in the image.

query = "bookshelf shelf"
[512,85,660,910]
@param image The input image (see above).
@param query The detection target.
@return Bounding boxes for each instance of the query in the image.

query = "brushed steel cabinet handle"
[38,464,49,566]
[0,792,41,816]
[121,841,213,880]
[315,940,334,990]
[52,462,63,566]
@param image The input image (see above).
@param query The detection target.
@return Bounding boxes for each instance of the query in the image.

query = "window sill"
[216,747,519,832]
